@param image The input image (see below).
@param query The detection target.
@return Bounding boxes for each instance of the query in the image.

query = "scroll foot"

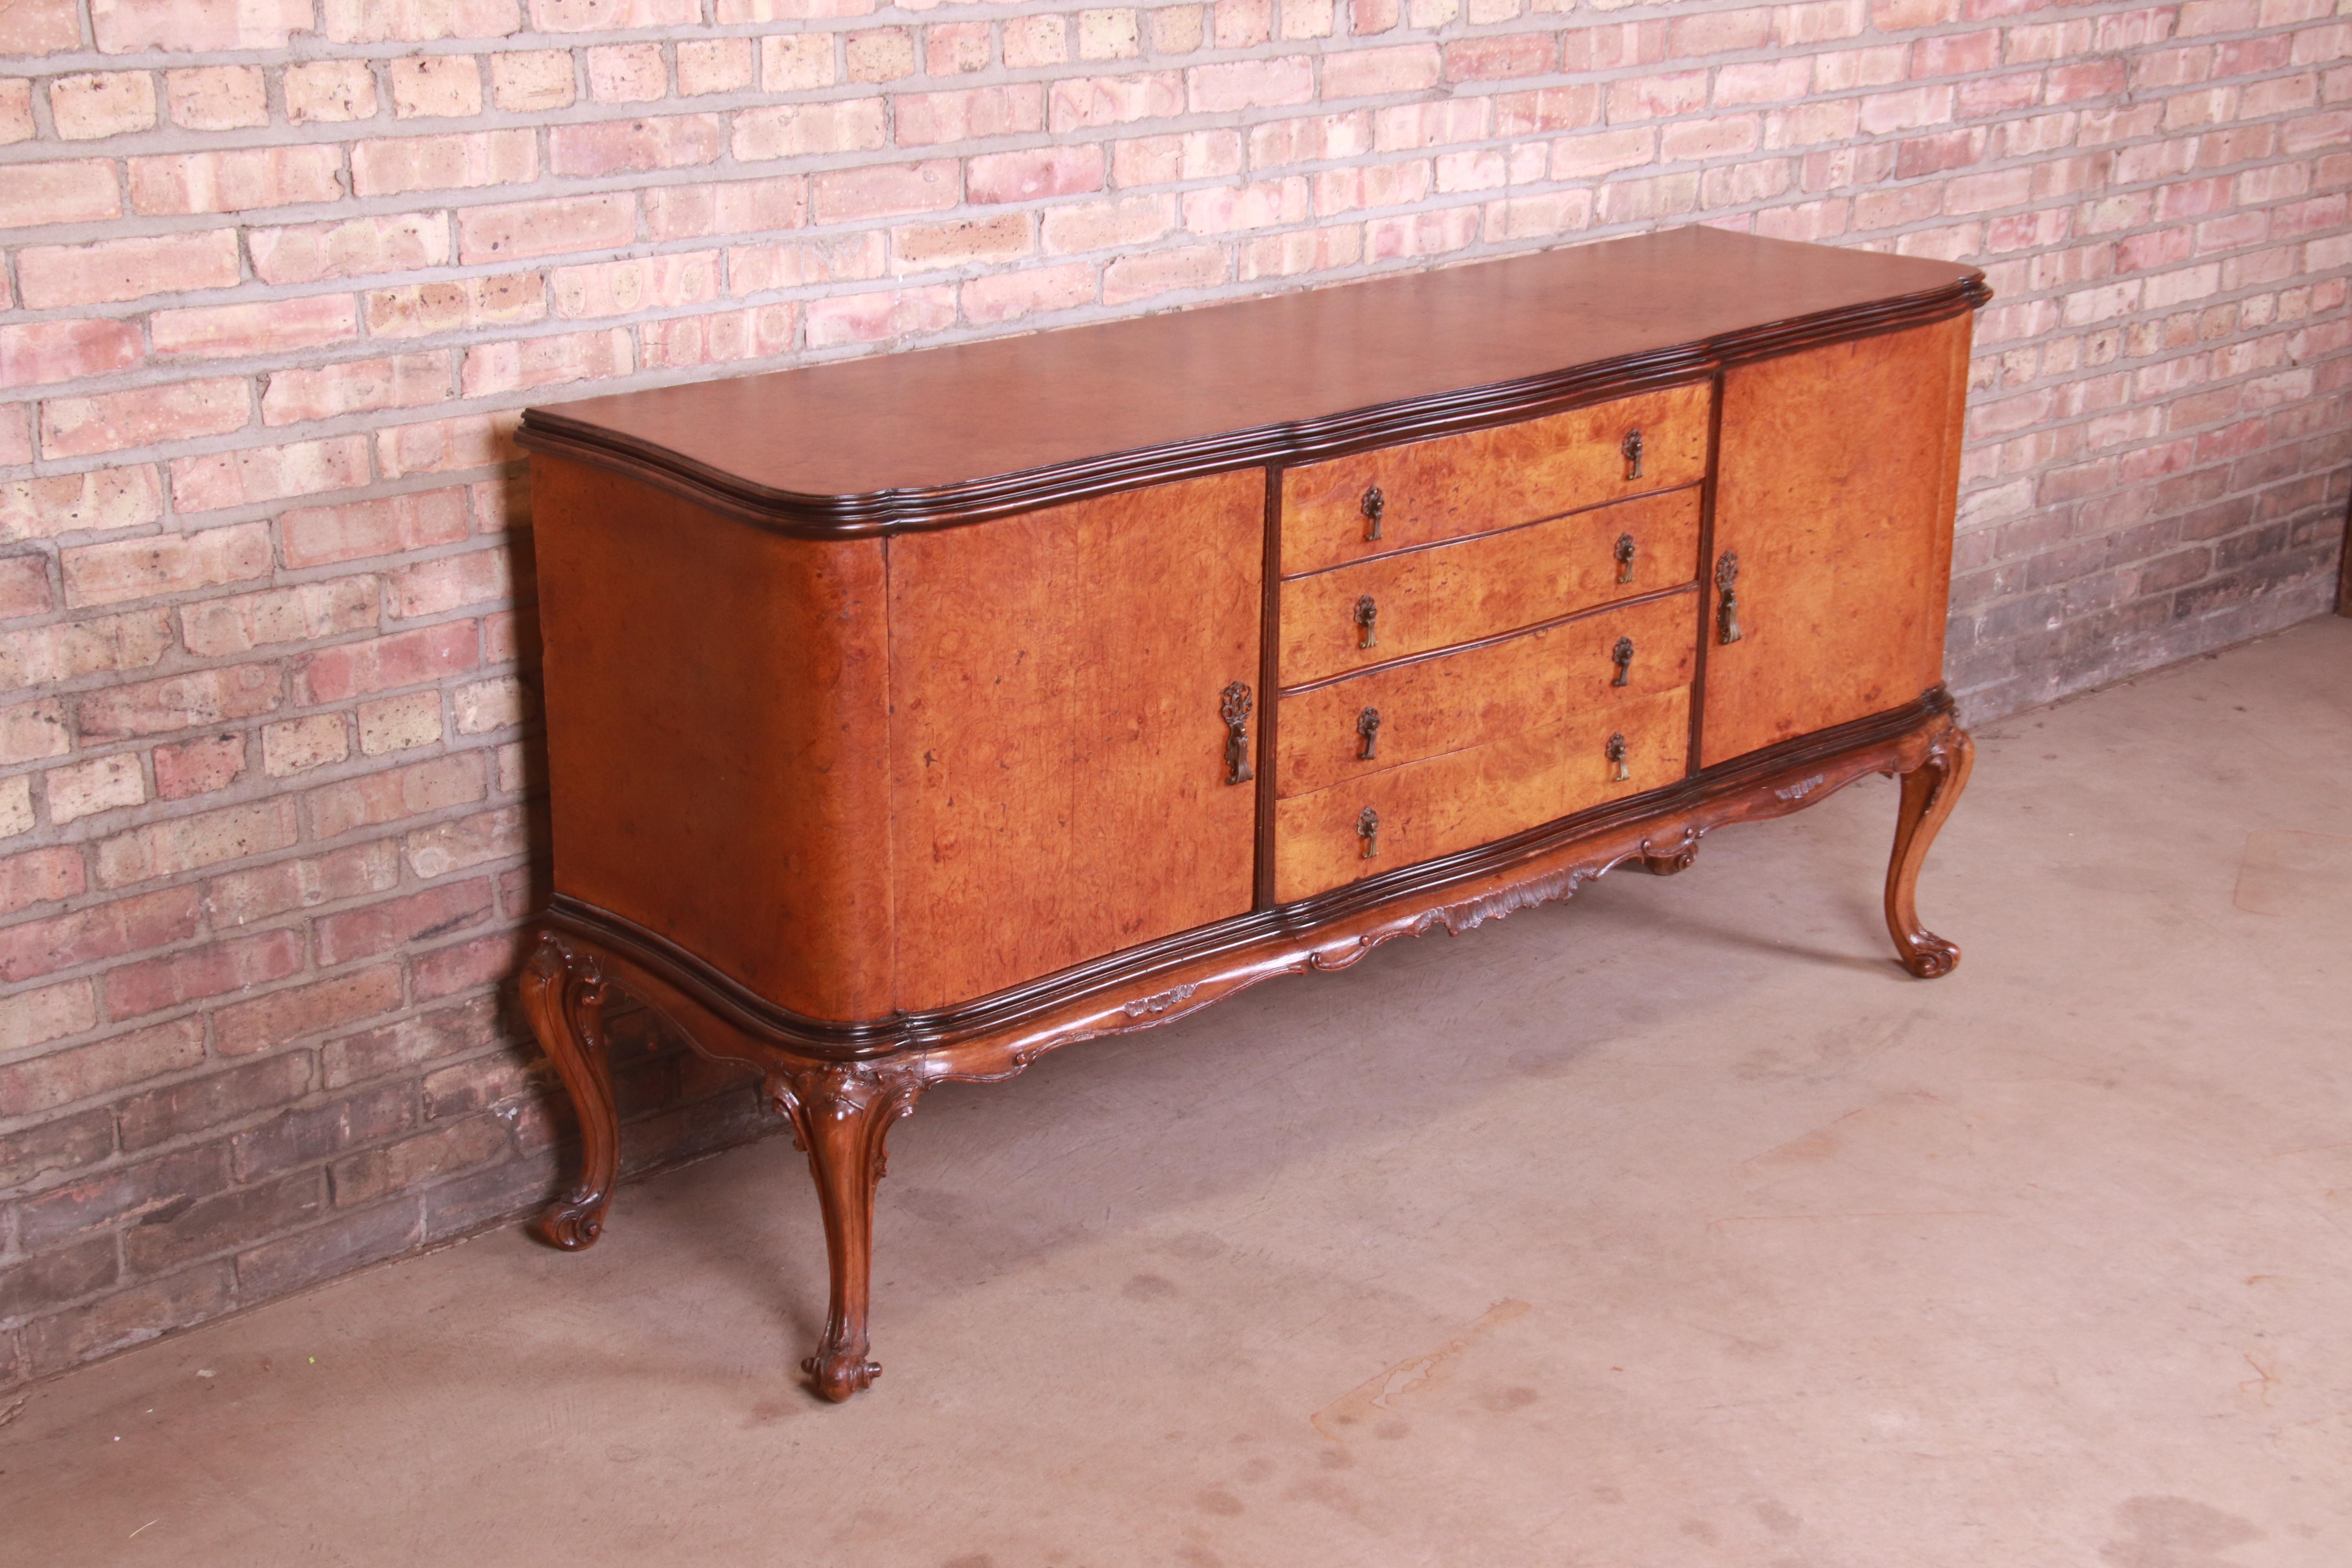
[519,930,619,1250]
[1633,830,1699,876]
[770,1061,925,1403]
[1886,725,1974,979]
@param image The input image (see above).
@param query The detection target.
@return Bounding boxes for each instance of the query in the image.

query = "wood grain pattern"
[1274,590,1697,797]
[532,456,896,1020]
[523,228,1983,530]
[1278,488,1702,686]
[887,471,1263,1011]
[1273,686,1690,903]
[1280,382,1711,577]
[1700,315,1973,765]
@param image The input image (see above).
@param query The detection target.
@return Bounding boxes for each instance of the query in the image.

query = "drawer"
[1275,590,1696,799]
[1278,488,1700,687]
[1279,381,1711,577]
[1273,686,1690,904]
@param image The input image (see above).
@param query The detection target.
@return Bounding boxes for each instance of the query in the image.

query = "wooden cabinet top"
[517,226,1985,532]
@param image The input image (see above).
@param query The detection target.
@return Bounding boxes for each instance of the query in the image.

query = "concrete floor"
[3,615,2348,1568]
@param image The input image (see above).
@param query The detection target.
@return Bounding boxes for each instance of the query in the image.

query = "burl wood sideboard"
[515,226,1988,1402]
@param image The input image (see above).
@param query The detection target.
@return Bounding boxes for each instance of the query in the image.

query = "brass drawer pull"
[1715,550,1742,644]
[1354,594,1378,649]
[1615,532,1636,584]
[1621,429,1644,480]
[1356,706,1381,760]
[1606,732,1630,783]
[1220,681,1253,785]
[1360,485,1385,542]
[1611,635,1634,688]
[1357,806,1380,858]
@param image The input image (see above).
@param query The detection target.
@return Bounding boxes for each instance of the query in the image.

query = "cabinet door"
[887,471,1264,1011]
[1701,316,1972,766]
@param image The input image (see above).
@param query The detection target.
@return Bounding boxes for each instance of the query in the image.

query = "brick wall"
[0,0,2345,1391]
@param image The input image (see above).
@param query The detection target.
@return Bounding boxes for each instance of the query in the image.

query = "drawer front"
[1274,686,1690,904]
[1279,381,1711,577]
[1275,590,1696,799]
[1278,488,1701,687]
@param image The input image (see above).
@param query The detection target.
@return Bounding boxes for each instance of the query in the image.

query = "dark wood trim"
[1253,466,1283,910]
[1274,580,1699,697]
[544,686,1960,1067]
[515,278,1989,540]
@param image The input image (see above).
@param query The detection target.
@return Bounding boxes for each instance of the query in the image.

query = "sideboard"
[515,226,1988,1401]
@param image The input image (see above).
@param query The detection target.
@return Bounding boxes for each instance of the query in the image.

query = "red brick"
[0,845,85,916]
[204,840,400,928]
[642,176,807,240]
[0,0,81,53]
[459,328,632,396]
[40,379,250,461]
[118,1052,314,1152]
[283,488,470,570]
[75,664,285,742]
[1445,35,1558,83]
[304,753,487,840]
[213,964,404,1056]
[16,231,226,311]
[732,101,887,161]
[167,64,269,129]
[551,252,719,317]
[895,85,1047,146]
[534,0,697,27]
[58,523,270,612]
[249,214,451,286]
[813,160,961,223]
[550,115,723,177]
[105,928,303,1020]
[317,878,497,967]
[230,1083,413,1181]
[0,1014,208,1123]
[263,353,450,427]
[351,129,535,197]
[154,733,250,800]
[364,273,546,338]
[1049,72,1186,131]
[93,799,301,889]
[1102,243,1227,305]
[412,924,532,1001]
[0,887,200,985]
[0,1236,118,1323]
[388,544,514,617]
[124,1172,325,1277]
[1188,57,1316,113]
[677,36,754,94]
[803,285,958,348]
[0,976,97,1053]
[639,306,798,367]
[967,147,1104,205]
[18,1142,229,1250]
[170,437,370,514]
[0,555,51,619]
[331,1115,509,1205]
[296,621,482,704]
[457,194,637,264]
[0,318,143,389]
[18,1260,234,1378]
[93,0,311,50]
[403,805,531,880]
[236,1198,423,1297]
[377,413,519,479]
[321,994,499,1089]
[285,58,379,120]
[181,578,377,658]
[129,147,344,215]
[0,160,122,227]
[0,697,68,764]
[0,1107,115,1192]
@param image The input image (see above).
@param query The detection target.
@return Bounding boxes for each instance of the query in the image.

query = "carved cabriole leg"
[768,1061,926,1403]
[520,930,620,1249]
[1885,724,1975,978]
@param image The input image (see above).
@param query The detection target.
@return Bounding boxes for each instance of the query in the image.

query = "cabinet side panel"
[534,457,894,1019]
[1702,316,1972,765]
[889,471,1263,1012]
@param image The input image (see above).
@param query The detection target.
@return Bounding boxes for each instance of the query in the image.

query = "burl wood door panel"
[889,471,1263,1011]
[1702,316,1972,765]
[1278,488,1701,686]
[1280,381,1710,577]
[1274,686,1690,904]
[1274,590,1697,799]
[534,459,894,1020]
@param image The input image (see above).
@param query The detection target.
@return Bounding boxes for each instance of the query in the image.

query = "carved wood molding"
[541,689,1965,1091]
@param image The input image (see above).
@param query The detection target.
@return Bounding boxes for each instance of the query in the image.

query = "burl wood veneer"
[515,226,1989,1403]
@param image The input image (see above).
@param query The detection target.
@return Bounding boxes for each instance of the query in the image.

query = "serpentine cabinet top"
[515,225,1989,533]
